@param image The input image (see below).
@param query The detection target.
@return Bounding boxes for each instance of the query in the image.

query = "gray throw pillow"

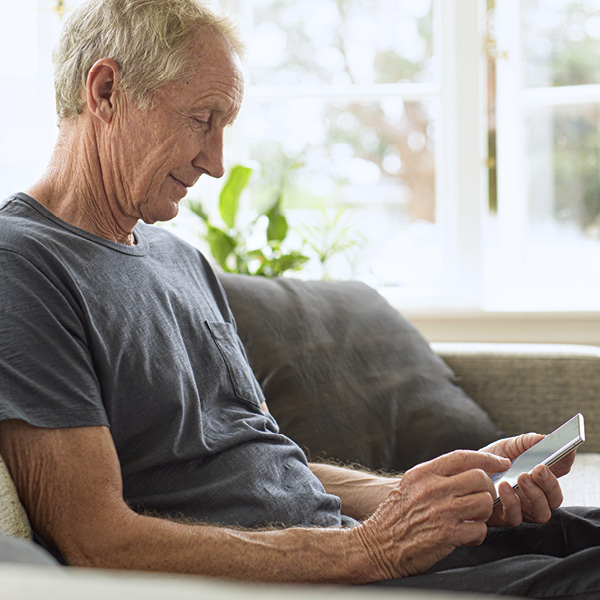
[219,273,502,472]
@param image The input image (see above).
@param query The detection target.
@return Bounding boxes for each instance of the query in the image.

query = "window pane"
[0,0,89,200]
[249,0,435,86]
[523,103,600,298]
[521,0,600,88]
[245,97,441,288]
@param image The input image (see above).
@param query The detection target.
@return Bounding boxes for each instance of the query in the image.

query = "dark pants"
[373,507,600,599]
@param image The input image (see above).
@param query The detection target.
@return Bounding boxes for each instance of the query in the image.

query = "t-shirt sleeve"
[0,249,109,428]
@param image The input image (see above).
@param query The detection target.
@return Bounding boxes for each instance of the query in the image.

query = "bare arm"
[0,419,512,583]
[0,420,366,583]
[311,432,574,528]
[309,462,399,521]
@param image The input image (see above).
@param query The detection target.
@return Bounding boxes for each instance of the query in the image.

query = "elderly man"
[1,0,599,597]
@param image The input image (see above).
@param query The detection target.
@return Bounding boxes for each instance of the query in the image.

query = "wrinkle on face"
[97,30,244,229]
[28,28,244,246]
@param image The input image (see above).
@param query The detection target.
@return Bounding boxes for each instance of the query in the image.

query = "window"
[219,0,490,307]
[1,0,599,313]
[489,0,600,310]
[0,0,87,202]
[226,0,448,297]
[220,0,600,311]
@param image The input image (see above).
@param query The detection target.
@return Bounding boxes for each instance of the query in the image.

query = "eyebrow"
[193,101,239,127]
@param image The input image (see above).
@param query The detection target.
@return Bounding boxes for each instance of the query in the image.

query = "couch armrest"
[0,455,31,539]
[432,343,600,452]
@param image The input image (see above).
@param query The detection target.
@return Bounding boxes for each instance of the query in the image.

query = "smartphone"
[490,413,585,505]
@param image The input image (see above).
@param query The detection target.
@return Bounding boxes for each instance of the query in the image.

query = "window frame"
[3,0,597,320]
[492,0,600,311]
[222,0,490,310]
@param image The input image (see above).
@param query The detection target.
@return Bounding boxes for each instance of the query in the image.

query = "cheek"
[109,116,196,198]
[147,128,198,167]
[127,137,178,186]
[117,109,174,159]
[170,128,204,159]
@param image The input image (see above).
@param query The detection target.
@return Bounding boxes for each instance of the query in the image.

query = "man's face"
[105,29,244,224]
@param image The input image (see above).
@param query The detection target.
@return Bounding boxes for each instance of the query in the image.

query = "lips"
[170,175,189,189]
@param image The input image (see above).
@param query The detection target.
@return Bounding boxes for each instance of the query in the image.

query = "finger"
[486,433,544,461]
[448,468,497,500]
[430,450,510,478]
[496,481,523,527]
[452,490,495,523]
[518,432,545,452]
[454,520,488,547]
[532,464,563,510]
[549,449,577,479]
[517,473,552,523]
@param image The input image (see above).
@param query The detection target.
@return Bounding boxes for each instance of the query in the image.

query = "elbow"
[55,509,147,570]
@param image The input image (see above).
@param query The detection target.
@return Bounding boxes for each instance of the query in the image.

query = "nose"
[193,127,225,179]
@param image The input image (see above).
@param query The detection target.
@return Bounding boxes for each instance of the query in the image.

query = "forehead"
[162,29,244,117]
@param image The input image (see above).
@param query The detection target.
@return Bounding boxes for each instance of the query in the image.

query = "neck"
[28,117,137,246]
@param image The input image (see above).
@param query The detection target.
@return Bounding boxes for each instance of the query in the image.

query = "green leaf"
[266,199,288,242]
[187,199,209,221]
[259,252,309,277]
[219,165,252,229]
[242,249,266,276]
[206,226,236,271]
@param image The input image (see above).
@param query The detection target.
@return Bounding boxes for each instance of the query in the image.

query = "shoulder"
[0,195,57,286]
[0,195,70,285]
[0,193,78,262]
[0,194,40,250]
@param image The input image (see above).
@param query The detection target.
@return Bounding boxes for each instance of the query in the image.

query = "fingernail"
[539,467,549,480]
[522,476,534,488]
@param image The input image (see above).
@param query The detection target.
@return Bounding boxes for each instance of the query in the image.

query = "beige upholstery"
[0,454,31,539]
[433,343,600,451]
[560,453,600,507]
[431,342,600,509]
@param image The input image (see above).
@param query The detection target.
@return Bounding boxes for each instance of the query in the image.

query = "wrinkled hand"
[481,433,577,527]
[354,450,510,580]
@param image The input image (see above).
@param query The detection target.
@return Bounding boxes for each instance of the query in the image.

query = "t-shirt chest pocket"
[205,321,260,407]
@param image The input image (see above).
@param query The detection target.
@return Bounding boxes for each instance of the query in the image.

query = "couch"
[1,274,599,599]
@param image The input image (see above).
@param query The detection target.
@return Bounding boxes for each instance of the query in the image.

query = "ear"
[85,58,121,123]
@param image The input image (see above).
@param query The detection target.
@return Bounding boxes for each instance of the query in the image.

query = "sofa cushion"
[560,453,600,507]
[219,274,503,472]
[0,534,58,565]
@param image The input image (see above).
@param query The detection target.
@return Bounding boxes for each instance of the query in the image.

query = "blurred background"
[2,0,599,342]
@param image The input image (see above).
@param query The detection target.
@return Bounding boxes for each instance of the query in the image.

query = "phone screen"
[490,413,584,496]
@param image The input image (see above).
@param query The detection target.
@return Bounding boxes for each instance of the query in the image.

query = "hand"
[481,433,577,527]
[353,450,510,580]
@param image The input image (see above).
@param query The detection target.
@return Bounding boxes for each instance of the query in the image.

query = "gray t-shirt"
[0,193,355,530]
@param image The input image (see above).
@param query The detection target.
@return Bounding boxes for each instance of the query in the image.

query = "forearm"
[4,419,517,584]
[0,422,373,585]
[309,462,399,521]
[66,509,372,584]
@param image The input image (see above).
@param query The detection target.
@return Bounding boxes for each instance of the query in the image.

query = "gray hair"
[53,0,244,120]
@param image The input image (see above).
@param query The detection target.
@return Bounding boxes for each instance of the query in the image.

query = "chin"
[141,199,181,225]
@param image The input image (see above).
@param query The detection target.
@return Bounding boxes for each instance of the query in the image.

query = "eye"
[194,115,211,128]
